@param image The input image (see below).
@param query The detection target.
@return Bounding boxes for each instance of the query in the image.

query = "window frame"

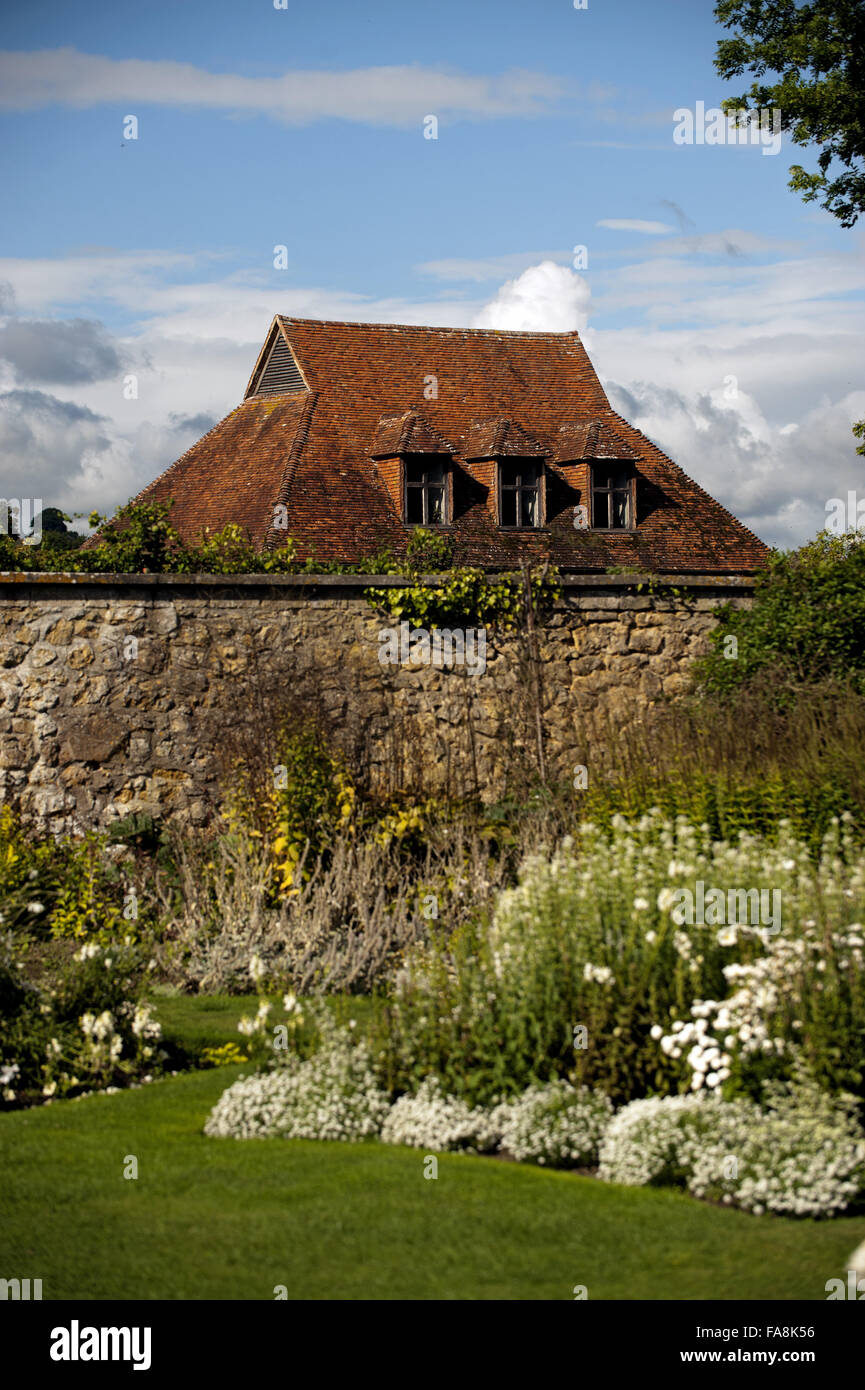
[403,455,450,528]
[590,462,636,531]
[497,458,544,530]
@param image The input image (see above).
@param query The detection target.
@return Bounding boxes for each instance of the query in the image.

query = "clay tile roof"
[555,420,640,462]
[370,409,456,459]
[462,417,550,460]
[134,314,769,574]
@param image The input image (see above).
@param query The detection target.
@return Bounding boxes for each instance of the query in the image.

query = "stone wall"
[0,572,753,831]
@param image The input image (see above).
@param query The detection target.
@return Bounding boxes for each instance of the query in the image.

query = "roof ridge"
[277,314,584,339]
[263,392,318,551]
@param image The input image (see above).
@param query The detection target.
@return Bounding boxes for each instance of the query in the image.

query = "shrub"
[694,531,865,701]
[203,1010,389,1141]
[0,807,155,944]
[496,1081,613,1167]
[0,935,164,1108]
[598,1079,865,1218]
[380,1075,502,1153]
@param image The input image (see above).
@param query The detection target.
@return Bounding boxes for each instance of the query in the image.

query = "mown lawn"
[150,990,377,1063]
[1,1066,862,1301]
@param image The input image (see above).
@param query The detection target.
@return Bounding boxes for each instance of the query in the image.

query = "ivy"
[365,544,561,632]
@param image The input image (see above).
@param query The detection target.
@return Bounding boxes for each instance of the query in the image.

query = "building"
[137,316,767,572]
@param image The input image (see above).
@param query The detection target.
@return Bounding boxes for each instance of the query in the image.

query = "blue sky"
[1,0,863,546]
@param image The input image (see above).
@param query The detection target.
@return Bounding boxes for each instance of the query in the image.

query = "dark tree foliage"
[714,0,865,226]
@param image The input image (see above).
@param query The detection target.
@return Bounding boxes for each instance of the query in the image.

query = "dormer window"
[499,460,541,528]
[592,464,634,529]
[405,457,447,525]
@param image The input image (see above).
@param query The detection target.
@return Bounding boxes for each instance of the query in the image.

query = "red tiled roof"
[370,410,456,459]
[136,316,768,572]
[462,417,550,460]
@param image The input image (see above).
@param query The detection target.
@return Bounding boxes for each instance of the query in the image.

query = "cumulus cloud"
[606,377,865,549]
[471,261,591,333]
[0,389,136,517]
[0,317,124,384]
[0,243,861,549]
[0,49,563,127]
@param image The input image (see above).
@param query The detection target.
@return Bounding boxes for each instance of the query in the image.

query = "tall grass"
[572,678,865,851]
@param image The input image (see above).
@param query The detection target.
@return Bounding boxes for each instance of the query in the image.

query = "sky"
[0,0,863,548]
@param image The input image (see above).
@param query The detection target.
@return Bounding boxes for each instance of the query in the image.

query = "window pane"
[405,461,425,486]
[521,490,537,527]
[611,491,628,528]
[428,487,444,524]
[500,461,519,489]
[501,490,517,527]
[406,487,424,523]
[426,459,446,484]
[593,492,609,528]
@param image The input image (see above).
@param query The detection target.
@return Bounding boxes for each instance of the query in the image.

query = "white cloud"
[471,261,591,333]
[597,220,676,234]
[1,242,862,550]
[0,49,563,126]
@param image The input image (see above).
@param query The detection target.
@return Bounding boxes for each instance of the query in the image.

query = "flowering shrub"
[496,1081,613,1167]
[203,1009,389,1141]
[0,935,164,1107]
[598,1077,865,1217]
[380,1076,502,1153]
[377,812,865,1104]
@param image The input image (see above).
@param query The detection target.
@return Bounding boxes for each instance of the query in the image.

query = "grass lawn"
[1,1066,862,1301]
[149,990,377,1062]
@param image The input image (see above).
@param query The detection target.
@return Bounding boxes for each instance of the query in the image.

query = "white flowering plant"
[204,1005,389,1141]
[375,812,865,1106]
[380,1075,503,1154]
[598,1073,865,1218]
[496,1081,614,1167]
[0,933,165,1108]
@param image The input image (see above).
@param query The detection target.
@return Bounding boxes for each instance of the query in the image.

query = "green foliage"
[0,807,152,944]
[403,527,454,576]
[225,718,356,897]
[0,935,163,1108]
[714,0,865,226]
[365,563,561,631]
[375,815,865,1108]
[0,501,298,574]
[693,532,865,699]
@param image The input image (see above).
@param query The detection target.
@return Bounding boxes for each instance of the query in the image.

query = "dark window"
[405,458,446,526]
[499,460,540,528]
[592,466,633,529]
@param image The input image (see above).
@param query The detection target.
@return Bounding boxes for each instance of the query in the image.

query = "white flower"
[717,926,737,947]
[650,1025,663,1040]
[42,1081,57,1097]
[248,954,266,984]
[633,897,650,912]
[657,888,677,913]
[645,931,657,945]
[27,901,45,914]
[583,963,614,986]
[283,993,298,1014]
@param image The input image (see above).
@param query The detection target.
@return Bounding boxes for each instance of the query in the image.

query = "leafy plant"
[693,531,865,701]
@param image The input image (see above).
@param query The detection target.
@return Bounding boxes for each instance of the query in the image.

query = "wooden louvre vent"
[251,332,307,397]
